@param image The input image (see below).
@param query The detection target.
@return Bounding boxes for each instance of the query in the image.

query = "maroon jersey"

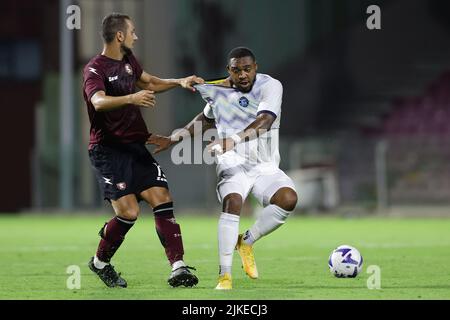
[83,52,150,149]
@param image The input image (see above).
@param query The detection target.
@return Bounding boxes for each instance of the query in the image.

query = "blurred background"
[1,0,450,216]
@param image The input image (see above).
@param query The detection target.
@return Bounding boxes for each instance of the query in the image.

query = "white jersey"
[195,73,283,173]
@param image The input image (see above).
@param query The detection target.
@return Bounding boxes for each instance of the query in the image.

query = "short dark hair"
[227,47,256,63]
[102,13,131,43]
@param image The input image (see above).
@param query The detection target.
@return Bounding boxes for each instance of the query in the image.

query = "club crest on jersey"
[116,182,127,190]
[239,96,249,108]
[124,64,133,75]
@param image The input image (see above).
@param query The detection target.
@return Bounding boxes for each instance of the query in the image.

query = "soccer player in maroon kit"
[82,13,203,288]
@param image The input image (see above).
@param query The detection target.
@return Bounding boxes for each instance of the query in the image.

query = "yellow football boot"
[236,234,259,279]
[215,272,232,290]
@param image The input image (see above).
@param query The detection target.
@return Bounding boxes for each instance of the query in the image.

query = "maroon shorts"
[89,142,169,202]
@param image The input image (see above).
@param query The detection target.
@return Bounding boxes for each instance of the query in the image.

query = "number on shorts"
[153,163,167,182]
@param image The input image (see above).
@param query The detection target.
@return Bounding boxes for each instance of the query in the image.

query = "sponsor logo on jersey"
[239,96,249,108]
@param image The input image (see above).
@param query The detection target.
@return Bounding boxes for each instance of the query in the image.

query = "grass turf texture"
[0,214,449,300]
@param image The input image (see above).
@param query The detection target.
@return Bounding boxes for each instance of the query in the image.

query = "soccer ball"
[328,245,363,278]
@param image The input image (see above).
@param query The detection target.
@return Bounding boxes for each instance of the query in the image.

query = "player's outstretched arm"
[207,112,275,154]
[147,112,215,154]
[91,90,155,112]
[137,71,204,93]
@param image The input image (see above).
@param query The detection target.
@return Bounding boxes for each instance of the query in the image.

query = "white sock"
[242,230,257,245]
[219,266,232,275]
[245,205,291,245]
[93,255,109,269]
[218,212,240,276]
[172,260,186,271]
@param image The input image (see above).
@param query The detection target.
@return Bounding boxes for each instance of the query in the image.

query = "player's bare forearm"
[137,72,204,93]
[91,90,155,112]
[147,112,215,154]
[171,112,215,143]
[90,91,133,112]
[236,112,276,142]
[206,113,275,155]
[137,76,179,93]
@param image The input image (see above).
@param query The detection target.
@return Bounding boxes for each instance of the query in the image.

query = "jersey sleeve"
[257,79,283,118]
[203,103,215,120]
[128,53,144,81]
[83,65,106,101]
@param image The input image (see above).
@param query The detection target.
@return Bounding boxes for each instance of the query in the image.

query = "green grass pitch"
[0,213,449,300]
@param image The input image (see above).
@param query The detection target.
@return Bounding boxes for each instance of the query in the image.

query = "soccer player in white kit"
[148,47,298,290]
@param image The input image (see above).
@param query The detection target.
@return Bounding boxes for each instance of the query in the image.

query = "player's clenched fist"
[130,90,156,108]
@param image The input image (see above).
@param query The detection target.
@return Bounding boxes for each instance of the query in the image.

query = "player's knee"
[118,207,140,220]
[222,193,243,215]
[283,192,298,212]
[143,187,172,208]
[271,188,298,212]
[281,189,298,211]
[155,189,172,205]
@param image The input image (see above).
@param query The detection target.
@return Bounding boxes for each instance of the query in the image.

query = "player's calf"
[96,216,137,263]
[152,201,199,287]
[240,188,297,253]
[90,214,136,288]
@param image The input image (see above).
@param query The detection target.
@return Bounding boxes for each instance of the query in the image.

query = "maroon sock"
[96,216,136,263]
[153,202,184,265]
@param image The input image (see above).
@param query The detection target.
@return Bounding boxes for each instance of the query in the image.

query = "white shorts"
[216,164,296,207]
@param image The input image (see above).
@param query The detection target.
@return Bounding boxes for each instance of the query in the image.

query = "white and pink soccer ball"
[328,245,363,278]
